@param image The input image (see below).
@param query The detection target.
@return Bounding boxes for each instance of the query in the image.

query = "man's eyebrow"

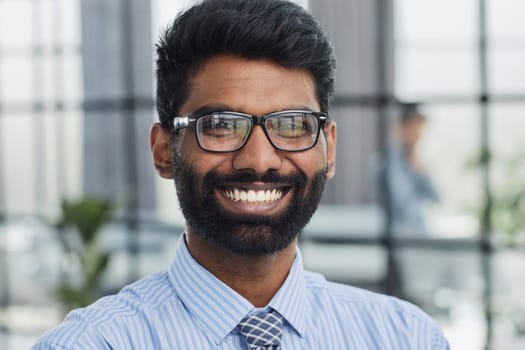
[287,106,315,112]
[188,104,233,116]
[187,105,319,117]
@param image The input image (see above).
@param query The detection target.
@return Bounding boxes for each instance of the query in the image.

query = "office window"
[0,0,83,218]
[395,0,525,348]
[395,0,479,98]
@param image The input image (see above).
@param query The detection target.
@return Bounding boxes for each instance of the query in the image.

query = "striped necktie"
[239,310,283,350]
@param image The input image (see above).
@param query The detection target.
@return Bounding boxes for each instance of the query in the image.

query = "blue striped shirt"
[32,235,450,349]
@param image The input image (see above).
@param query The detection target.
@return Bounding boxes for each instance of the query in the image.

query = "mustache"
[203,170,307,189]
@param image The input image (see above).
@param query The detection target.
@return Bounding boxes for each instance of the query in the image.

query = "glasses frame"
[171,109,329,153]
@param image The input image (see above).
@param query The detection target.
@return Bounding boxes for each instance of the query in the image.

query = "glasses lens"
[196,113,250,151]
[265,112,319,150]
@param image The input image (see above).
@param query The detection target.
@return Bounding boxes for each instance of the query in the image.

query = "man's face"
[152,55,336,255]
[400,115,425,152]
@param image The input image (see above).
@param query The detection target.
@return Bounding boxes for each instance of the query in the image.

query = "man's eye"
[272,116,313,137]
[213,121,231,129]
[198,115,251,138]
[201,119,233,136]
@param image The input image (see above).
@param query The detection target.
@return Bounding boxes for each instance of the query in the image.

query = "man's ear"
[324,121,336,179]
[149,123,174,179]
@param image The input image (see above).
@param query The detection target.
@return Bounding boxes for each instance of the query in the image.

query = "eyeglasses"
[172,109,328,152]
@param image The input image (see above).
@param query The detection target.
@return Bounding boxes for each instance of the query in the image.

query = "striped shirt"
[32,235,450,349]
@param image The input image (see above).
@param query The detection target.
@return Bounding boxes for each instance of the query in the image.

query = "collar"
[168,234,308,345]
[267,249,307,337]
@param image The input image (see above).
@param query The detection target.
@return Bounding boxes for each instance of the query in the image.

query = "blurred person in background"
[375,103,439,235]
[32,1,449,349]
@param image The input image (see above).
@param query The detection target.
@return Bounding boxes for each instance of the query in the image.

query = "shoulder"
[32,271,174,349]
[304,271,449,347]
[306,271,436,323]
[73,270,174,324]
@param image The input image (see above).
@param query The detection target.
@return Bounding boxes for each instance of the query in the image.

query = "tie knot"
[239,310,283,350]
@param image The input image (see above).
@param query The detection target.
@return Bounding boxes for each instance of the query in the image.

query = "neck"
[185,229,296,307]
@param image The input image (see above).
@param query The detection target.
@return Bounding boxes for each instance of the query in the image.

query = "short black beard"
[171,145,327,256]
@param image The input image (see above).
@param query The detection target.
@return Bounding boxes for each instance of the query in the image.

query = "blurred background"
[0,0,524,349]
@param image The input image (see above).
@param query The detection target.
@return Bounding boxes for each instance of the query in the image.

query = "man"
[376,103,439,235]
[33,0,449,348]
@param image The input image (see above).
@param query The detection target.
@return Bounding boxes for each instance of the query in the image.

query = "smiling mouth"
[220,187,288,203]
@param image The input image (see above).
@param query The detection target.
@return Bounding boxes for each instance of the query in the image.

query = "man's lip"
[223,188,285,203]
[217,183,292,204]
[219,181,290,190]
[214,187,293,215]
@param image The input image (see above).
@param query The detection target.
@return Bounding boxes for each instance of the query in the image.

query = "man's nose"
[232,126,282,173]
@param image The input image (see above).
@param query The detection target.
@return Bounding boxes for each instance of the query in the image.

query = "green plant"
[55,197,114,309]
[492,190,525,243]
[492,152,525,243]
[468,148,525,244]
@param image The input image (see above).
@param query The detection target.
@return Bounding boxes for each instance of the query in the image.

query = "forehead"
[179,55,320,115]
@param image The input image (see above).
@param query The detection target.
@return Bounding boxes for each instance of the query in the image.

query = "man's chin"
[207,224,297,256]
[218,210,287,227]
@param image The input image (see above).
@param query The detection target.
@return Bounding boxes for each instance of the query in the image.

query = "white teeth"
[223,188,283,203]
[240,191,247,201]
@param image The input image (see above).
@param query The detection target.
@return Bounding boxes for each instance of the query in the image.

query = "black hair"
[155,0,336,129]
[399,102,425,123]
